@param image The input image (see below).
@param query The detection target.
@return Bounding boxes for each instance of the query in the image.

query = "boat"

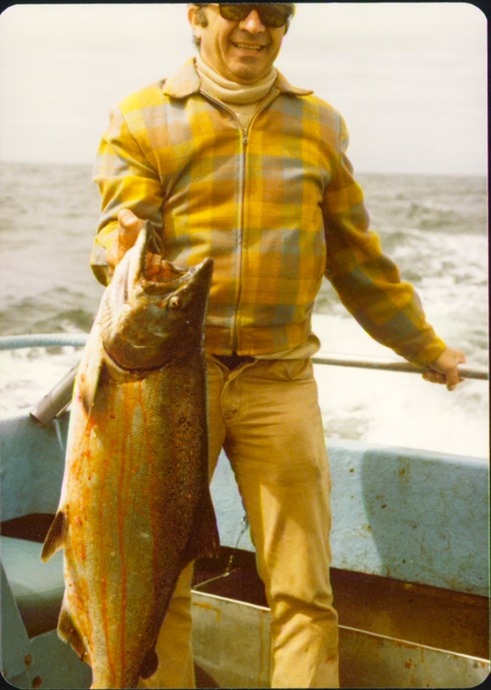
[0,333,489,689]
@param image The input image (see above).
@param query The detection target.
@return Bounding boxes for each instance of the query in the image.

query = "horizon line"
[0,159,487,179]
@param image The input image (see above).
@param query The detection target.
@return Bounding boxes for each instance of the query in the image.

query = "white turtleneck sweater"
[195,54,279,130]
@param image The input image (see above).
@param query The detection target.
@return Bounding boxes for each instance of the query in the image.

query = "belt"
[213,352,255,371]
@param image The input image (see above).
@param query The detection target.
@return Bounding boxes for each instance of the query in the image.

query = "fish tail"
[41,510,67,561]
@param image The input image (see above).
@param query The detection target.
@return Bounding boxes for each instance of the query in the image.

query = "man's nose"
[239,9,266,34]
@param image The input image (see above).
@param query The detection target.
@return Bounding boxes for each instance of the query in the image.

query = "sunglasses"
[210,4,294,28]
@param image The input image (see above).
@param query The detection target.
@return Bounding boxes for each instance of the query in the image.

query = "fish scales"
[42,224,219,688]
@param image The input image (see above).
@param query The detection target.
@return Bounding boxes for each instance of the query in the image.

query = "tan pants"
[141,356,339,688]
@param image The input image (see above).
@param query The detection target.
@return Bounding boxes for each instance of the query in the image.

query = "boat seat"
[0,535,64,637]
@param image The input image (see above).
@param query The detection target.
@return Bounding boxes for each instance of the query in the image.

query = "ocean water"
[0,162,488,458]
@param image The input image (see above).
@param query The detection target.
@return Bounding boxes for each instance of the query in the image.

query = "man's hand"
[106,209,143,274]
[422,347,466,391]
[106,209,167,281]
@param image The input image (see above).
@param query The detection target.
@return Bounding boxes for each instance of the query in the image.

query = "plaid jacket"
[91,59,445,366]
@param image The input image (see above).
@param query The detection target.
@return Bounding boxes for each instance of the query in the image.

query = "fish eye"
[168,296,181,309]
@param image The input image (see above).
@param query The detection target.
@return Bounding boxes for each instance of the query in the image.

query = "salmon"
[41,223,218,688]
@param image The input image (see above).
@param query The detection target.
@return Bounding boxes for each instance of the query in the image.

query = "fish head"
[100,222,214,370]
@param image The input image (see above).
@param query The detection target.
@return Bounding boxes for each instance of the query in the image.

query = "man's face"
[188,4,287,84]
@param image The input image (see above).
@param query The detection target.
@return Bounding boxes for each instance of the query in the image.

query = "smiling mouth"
[233,42,266,52]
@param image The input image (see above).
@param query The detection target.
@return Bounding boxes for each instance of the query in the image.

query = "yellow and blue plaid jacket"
[91,59,445,366]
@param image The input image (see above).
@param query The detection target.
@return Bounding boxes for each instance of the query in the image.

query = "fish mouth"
[127,223,213,301]
[142,258,189,289]
[140,257,214,298]
[127,222,189,294]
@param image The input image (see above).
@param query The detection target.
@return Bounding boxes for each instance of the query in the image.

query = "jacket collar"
[162,58,313,99]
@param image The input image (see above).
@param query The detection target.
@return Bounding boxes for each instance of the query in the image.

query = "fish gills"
[42,224,219,688]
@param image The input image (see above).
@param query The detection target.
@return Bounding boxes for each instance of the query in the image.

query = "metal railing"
[0,333,487,426]
[312,353,488,381]
[0,333,88,350]
[0,333,488,380]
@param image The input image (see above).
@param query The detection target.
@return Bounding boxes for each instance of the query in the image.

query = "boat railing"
[0,332,487,379]
[312,352,488,380]
[0,333,89,350]
[0,333,488,426]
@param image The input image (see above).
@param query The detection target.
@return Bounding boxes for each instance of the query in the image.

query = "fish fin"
[183,489,220,566]
[41,511,67,561]
[58,603,91,665]
[138,647,159,680]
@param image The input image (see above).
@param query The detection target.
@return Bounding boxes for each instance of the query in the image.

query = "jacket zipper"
[233,124,248,353]
[200,90,279,353]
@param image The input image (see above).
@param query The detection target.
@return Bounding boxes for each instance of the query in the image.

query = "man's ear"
[187,4,207,41]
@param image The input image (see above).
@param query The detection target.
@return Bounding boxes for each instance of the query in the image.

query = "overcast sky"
[0,2,487,175]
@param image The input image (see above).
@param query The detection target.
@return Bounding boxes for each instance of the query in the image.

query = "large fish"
[41,223,219,688]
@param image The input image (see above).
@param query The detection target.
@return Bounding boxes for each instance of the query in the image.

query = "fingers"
[422,370,446,385]
[423,347,466,391]
[144,256,179,282]
[106,210,144,272]
[445,365,464,391]
[117,209,143,251]
[144,253,163,280]
[422,370,464,390]
[443,349,466,391]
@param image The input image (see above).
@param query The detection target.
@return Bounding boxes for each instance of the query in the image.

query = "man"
[90,4,466,687]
